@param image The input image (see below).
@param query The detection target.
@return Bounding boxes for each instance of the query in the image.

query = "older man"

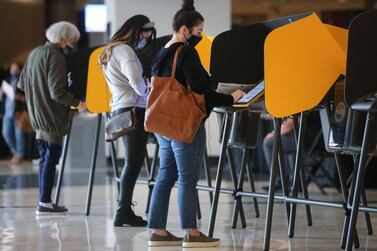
[18,21,85,215]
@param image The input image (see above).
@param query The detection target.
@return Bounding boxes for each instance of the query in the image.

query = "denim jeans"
[37,140,62,203]
[2,116,25,157]
[148,123,206,229]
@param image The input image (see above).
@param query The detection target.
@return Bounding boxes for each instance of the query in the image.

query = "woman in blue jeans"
[1,62,25,165]
[147,0,245,248]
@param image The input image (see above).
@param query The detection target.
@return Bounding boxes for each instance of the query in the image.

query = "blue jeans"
[37,140,62,203]
[148,123,206,229]
[2,116,25,157]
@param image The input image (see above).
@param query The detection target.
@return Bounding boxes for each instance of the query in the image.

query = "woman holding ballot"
[147,0,245,247]
[100,15,156,227]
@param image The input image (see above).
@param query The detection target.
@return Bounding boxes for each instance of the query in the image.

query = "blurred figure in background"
[1,62,26,165]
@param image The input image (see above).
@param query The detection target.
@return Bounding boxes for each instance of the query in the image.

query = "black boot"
[114,204,147,227]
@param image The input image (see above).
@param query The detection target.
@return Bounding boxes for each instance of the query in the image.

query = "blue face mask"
[10,72,19,78]
[135,38,148,51]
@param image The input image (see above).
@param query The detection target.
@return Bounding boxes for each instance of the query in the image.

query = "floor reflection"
[1,160,377,250]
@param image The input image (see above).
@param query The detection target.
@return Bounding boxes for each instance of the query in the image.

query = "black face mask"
[61,47,74,55]
[187,34,202,47]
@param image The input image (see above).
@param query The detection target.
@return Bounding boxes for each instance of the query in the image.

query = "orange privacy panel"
[325,24,348,70]
[195,32,214,73]
[86,47,111,113]
[264,13,347,118]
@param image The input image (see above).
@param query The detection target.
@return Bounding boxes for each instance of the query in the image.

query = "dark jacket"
[18,42,79,144]
[151,42,233,116]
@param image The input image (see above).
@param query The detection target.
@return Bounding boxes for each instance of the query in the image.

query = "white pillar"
[105,0,231,37]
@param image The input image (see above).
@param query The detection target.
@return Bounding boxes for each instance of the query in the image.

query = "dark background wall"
[0,0,45,68]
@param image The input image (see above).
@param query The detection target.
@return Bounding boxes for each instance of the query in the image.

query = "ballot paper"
[1,80,15,100]
[216,82,254,95]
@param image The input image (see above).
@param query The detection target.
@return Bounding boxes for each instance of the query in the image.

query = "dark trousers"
[263,132,296,184]
[37,139,62,203]
[116,108,148,214]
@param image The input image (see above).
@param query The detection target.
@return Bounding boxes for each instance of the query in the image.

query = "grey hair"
[45,21,80,44]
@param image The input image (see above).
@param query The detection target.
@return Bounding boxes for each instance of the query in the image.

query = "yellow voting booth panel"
[264,13,347,118]
[86,47,111,113]
[86,36,214,114]
[195,33,214,73]
[325,24,348,58]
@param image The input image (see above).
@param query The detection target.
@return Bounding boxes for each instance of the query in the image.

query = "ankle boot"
[114,204,147,227]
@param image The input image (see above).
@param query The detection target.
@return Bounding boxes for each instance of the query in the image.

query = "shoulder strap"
[171,45,183,78]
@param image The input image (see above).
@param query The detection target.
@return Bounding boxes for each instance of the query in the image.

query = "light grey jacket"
[102,44,148,111]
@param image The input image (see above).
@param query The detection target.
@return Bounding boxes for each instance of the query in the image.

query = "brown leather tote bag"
[144,46,206,144]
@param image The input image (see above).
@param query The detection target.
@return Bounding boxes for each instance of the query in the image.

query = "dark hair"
[172,0,204,32]
[100,14,156,66]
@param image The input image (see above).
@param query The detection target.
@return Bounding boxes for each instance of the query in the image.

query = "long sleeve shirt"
[102,44,148,111]
[18,42,79,144]
[151,42,234,117]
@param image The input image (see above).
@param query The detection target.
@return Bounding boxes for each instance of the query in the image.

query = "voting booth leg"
[300,164,313,226]
[54,115,73,206]
[109,140,120,194]
[203,149,214,205]
[246,153,260,218]
[85,114,102,216]
[105,113,121,194]
[144,147,151,179]
[345,112,372,251]
[354,154,373,236]
[288,113,308,238]
[274,114,292,223]
[277,142,291,224]
[293,115,312,227]
[263,118,282,251]
[227,148,247,228]
[361,186,373,235]
[145,143,159,214]
[196,192,202,220]
[231,148,249,228]
[208,113,232,237]
[335,153,361,249]
[346,157,361,248]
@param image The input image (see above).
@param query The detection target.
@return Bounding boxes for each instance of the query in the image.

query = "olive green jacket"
[18,42,79,145]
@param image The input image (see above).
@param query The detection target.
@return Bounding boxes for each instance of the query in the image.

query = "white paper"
[1,80,15,100]
[216,83,254,95]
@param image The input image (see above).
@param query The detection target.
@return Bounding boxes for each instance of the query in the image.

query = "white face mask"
[135,38,148,50]
[66,42,75,49]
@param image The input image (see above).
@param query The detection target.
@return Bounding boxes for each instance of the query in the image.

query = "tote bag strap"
[171,45,206,115]
[171,45,182,78]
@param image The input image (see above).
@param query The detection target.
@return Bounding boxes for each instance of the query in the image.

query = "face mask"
[10,71,19,78]
[62,42,77,55]
[135,38,148,51]
[187,34,202,47]
[66,42,75,49]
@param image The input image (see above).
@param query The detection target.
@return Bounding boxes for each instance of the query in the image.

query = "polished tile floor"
[0,160,377,251]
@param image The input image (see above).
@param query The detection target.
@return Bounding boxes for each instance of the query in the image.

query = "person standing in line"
[147,0,245,247]
[18,21,85,215]
[1,62,26,165]
[100,15,156,227]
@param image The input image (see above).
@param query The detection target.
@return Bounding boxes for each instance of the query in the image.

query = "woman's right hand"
[231,89,246,102]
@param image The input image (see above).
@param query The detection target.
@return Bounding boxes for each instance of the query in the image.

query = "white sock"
[39,202,53,208]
